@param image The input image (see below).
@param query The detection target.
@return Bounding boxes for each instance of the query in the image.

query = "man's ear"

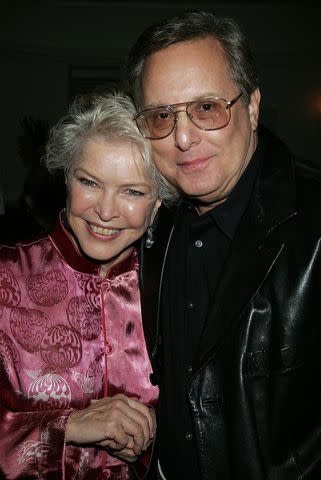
[248,88,261,131]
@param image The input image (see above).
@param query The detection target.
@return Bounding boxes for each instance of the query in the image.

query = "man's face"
[141,36,260,213]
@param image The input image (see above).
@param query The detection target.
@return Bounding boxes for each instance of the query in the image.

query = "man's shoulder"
[290,160,321,239]
[295,160,321,184]
[259,126,321,205]
[295,160,321,203]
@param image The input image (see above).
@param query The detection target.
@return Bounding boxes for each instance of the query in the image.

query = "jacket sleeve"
[0,358,75,479]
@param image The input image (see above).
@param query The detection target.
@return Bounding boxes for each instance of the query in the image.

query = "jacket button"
[185,432,193,440]
[150,372,158,386]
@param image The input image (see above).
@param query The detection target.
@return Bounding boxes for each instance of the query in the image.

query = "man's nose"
[173,110,201,151]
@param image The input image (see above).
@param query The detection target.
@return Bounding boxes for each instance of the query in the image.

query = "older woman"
[0,93,177,479]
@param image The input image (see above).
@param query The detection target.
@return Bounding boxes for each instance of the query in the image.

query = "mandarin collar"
[49,210,138,278]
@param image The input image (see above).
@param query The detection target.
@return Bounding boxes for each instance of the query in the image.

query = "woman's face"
[67,138,161,274]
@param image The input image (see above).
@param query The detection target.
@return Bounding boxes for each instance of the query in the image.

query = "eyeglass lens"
[137,98,232,139]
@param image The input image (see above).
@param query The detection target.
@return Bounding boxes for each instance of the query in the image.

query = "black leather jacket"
[139,127,321,479]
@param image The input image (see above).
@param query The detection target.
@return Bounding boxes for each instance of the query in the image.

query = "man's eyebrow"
[143,93,221,110]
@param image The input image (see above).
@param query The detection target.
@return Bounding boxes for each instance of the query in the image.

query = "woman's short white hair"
[44,91,179,205]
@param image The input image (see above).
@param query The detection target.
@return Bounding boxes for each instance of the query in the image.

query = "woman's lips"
[88,223,120,238]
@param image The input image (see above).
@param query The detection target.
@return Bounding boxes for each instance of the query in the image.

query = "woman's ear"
[151,198,162,222]
[145,199,161,249]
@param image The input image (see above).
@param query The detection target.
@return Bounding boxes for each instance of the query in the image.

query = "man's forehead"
[141,39,233,108]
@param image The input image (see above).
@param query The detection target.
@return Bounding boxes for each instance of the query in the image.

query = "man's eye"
[199,102,215,112]
[153,110,171,121]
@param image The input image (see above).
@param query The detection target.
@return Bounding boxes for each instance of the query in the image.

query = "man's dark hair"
[126,9,259,107]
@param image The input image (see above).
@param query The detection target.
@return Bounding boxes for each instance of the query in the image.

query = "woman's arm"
[0,399,72,479]
[0,380,155,479]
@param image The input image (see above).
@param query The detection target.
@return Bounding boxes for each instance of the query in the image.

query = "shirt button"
[195,240,203,248]
[185,432,193,441]
[187,365,193,374]
[187,302,195,310]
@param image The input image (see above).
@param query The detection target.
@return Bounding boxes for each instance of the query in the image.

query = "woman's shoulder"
[0,234,52,267]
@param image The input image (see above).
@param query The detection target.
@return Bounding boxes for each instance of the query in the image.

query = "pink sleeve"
[0,374,76,480]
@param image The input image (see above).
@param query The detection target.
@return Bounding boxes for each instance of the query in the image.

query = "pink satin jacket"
[0,214,158,480]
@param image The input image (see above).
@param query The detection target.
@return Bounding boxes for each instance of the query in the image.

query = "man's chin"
[186,190,227,205]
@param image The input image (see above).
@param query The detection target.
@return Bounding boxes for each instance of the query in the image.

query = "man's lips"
[177,156,210,171]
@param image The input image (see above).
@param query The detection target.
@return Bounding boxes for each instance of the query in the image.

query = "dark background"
[1,1,321,211]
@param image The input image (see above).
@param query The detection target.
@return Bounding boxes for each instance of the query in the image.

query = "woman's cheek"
[123,201,154,229]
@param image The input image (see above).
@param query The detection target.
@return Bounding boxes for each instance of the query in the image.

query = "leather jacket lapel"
[139,205,177,361]
[194,134,298,370]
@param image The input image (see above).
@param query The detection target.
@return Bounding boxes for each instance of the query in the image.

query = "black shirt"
[158,152,261,479]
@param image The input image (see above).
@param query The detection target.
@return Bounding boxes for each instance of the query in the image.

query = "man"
[126,10,321,479]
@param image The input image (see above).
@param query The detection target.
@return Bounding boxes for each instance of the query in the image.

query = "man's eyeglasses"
[134,92,243,140]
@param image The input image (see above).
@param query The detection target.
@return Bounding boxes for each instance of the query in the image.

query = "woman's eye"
[79,177,96,187]
[126,189,144,197]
